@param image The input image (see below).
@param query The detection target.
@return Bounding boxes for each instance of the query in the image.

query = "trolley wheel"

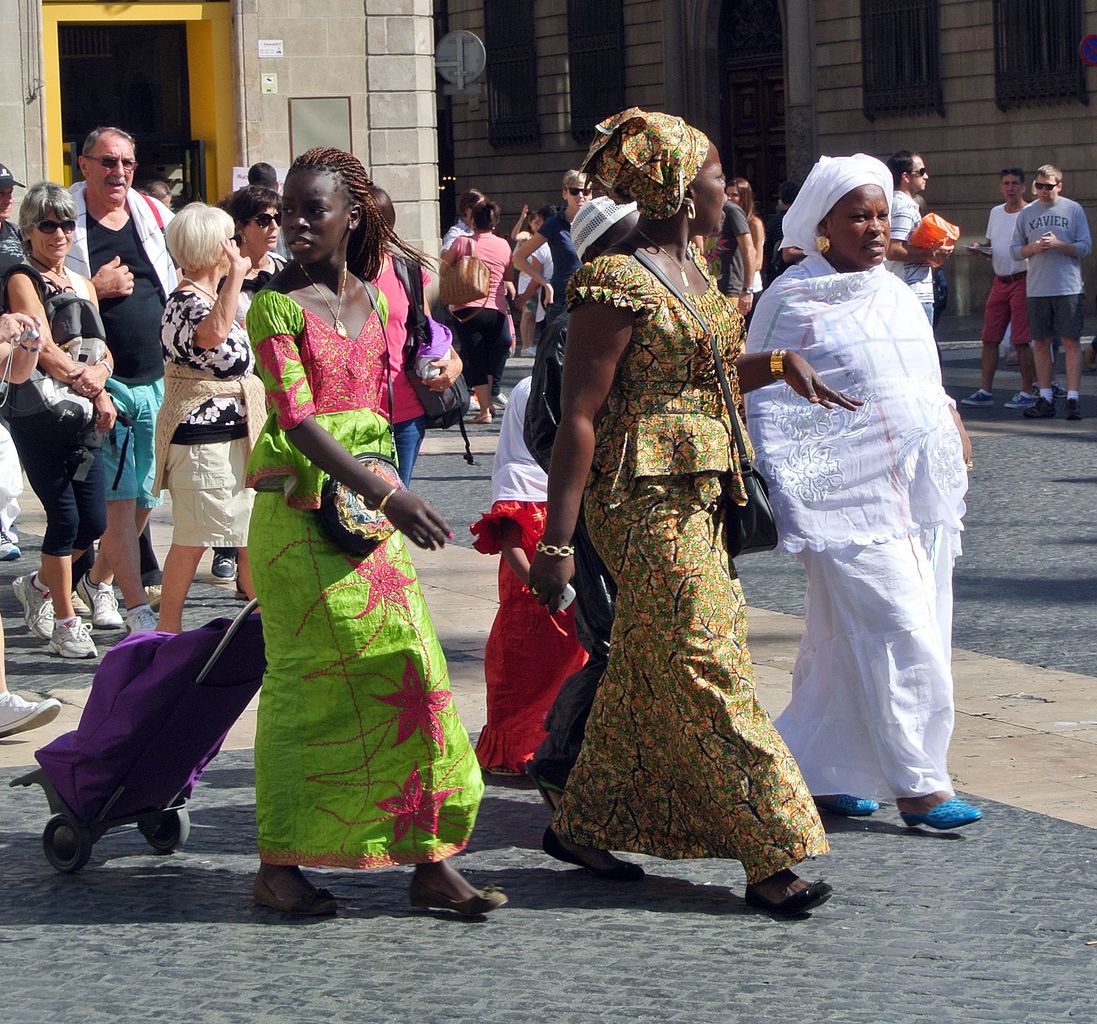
[43,815,94,873]
[139,807,190,853]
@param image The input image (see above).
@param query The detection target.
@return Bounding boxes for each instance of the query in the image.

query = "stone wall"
[810,0,1097,315]
[236,0,439,256]
[0,0,46,186]
[445,0,666,232]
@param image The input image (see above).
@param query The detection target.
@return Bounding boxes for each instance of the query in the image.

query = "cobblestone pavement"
[3,346,1097,1023]
[4,748,1096,1024]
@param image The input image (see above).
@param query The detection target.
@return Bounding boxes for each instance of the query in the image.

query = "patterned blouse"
[566,249,750,506]
[161,289,255,441]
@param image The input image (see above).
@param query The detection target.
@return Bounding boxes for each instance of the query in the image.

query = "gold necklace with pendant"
[636,229,691,288]
[298,260,349,337]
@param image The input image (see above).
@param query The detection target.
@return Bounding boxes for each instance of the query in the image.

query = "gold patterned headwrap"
[582,107,709,220]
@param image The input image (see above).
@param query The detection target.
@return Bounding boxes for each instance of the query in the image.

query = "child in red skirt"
[470,376,587,775]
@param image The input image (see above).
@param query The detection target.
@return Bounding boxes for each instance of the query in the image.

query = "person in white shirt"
[884,150,952,327]
[961,167,1036,410]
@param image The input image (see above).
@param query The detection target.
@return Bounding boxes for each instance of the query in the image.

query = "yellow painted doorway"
[42,2,234,203]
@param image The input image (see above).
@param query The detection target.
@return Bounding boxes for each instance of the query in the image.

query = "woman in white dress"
[745,154,982,830]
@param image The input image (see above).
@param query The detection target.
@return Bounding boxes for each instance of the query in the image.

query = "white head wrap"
[780,154,893,257]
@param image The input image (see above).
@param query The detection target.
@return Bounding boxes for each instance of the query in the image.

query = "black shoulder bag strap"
[630,249,754,474]
[390,255,474,466]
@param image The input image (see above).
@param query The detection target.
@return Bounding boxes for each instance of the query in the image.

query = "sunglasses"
[1033,181,1058,191]
[566,187,592,197]
[92,156,137,171]
[251,212,281,227]
[36,219,77,234]
[911,168,929,177]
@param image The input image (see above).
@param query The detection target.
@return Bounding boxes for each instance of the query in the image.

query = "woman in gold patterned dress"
[528,108,859,915]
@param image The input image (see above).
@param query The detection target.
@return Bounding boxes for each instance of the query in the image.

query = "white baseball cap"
[571,197,638,260]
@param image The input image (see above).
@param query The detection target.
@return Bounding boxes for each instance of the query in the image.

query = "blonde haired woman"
[154,203,265,632]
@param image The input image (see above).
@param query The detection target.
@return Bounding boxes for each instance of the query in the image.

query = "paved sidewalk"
[2,337,1096,1022]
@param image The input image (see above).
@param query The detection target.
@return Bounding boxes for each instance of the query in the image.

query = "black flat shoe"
[541,827,645,882]
[253,874,337,917]
[744,879,833,916]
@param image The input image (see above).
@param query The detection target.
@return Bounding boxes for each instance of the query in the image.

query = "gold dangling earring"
[816,235,831,254]
[685,197,696,219]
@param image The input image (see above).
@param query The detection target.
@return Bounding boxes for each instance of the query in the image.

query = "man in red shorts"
[962,167,1036,410]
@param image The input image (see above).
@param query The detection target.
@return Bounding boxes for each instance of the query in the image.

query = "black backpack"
[1,264,108,445]
[390,256,473,465]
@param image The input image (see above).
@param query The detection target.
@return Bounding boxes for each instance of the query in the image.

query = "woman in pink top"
[441,201,515,424]
[371,186,464,483]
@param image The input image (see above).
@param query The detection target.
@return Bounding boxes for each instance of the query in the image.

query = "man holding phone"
[1010,164,1092,420]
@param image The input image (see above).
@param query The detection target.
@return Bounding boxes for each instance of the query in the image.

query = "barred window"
[861,0,943,121]
[485,0,539,147]
[567,0,626,143]
[994,0,1087,111]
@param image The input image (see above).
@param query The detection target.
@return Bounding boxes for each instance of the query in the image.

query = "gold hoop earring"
[816,235,831,254]
[685,197,697,219]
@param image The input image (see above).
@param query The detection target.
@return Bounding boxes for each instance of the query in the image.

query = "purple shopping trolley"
[11,599,264,872]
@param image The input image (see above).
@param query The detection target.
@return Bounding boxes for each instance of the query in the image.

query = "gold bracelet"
[770,348,787,380]
[536,540,575,557]
[377,487,399,514]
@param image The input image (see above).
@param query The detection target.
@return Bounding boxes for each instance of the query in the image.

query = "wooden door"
[725,64,786,213]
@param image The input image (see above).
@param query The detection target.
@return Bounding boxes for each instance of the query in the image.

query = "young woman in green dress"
[245,148,503,918]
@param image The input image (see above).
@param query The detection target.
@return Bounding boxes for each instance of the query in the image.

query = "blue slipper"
[815,794,880,817]
[900,797,982,830]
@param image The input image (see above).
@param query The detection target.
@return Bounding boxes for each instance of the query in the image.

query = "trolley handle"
[195,598,259,686]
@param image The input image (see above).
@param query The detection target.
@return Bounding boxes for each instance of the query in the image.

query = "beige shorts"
[164,438,254,547]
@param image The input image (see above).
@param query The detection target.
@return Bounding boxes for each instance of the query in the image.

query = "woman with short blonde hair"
[155,203,266,632]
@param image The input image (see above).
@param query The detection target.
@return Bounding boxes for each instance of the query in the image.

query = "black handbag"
[314,286,406,556]
[390,256,474,465]
[631,250,779,559]
[315,451,404,557]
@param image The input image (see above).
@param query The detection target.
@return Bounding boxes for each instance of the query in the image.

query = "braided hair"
[287,147,427,281]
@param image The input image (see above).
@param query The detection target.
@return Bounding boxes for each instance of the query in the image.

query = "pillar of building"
[782,0,817,180]
[364,0,440,258]
[1,0,47,185]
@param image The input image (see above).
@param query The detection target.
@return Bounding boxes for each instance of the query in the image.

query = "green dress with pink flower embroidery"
[245,289,482,868]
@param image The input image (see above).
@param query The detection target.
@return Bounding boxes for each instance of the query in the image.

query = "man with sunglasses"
[885,150,952,325]
[1009,165,1091,420]
[513,170,592,328]
[64,126,178,633]
[962,167,1037,410]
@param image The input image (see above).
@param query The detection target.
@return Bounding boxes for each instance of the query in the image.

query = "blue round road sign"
[1080,34,1097,66]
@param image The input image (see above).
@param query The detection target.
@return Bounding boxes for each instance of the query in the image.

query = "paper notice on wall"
[258,39,284,58]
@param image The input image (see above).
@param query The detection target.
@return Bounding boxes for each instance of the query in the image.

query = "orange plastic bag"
[908,212,960,250]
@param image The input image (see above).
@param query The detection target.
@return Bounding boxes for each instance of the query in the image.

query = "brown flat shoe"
[409,877,508,916]
[253,873,337,916]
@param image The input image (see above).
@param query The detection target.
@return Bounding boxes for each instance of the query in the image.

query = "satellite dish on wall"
[435,30,487,94]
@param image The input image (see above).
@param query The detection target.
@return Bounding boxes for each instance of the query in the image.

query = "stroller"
[11,600,264,873]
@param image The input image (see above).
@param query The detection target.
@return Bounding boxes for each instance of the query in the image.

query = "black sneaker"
[1023,396,1056,418]
[211,552,237,580]
[1066,398,1082,421]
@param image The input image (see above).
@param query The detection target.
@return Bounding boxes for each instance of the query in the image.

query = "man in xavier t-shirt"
[66,127,177,634]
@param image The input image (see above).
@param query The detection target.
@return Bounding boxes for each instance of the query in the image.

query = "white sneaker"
[491,392,509,415]
[48,617,98,659]
[0,690,62,738]
[76,574,124,630]
[126,604,159,634]
[12,574,55,640]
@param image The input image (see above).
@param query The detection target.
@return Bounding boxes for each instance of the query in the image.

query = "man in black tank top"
[65,127,178,635]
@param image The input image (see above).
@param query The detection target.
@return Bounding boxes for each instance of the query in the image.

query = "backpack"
[391,256,474,465]
[1,263,108,445]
